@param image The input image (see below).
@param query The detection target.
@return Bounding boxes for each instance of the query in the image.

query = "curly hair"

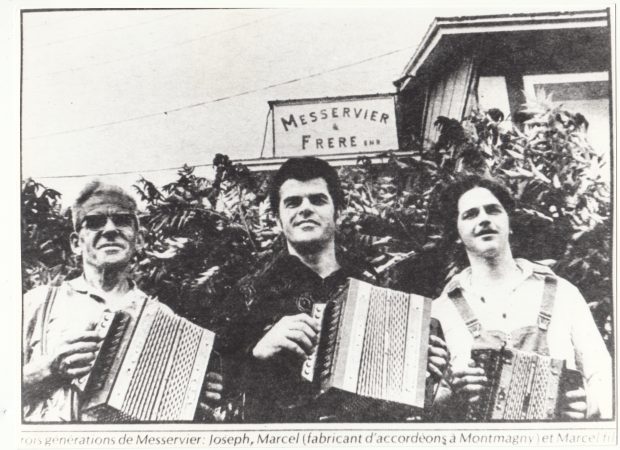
[436,174,515,243]
[268,157,344,215]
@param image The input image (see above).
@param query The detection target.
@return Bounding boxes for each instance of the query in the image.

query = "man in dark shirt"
[216,157,447,422]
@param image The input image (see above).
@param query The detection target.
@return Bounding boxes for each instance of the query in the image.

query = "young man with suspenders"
[431,175,612,419]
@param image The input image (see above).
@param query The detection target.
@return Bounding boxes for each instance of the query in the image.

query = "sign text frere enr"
[271,94,399,157]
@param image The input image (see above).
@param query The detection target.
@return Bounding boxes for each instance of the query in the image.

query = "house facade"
[240,9,612,171]
[394,10,611,156]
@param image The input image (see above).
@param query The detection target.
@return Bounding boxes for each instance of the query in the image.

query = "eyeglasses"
[79,213,137,231]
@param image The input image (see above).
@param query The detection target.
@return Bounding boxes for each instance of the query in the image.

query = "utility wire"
[33,162,215,179]
[24,44,414,141]
[28,11,187,48]
[24,11,292,80]
[33,108,266,178]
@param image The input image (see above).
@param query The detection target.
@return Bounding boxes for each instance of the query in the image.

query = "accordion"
[465,346,583,421]
[78,299,215,422]
[302,278,432,411]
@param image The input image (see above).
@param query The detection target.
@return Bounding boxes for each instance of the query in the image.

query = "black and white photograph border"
[5,0,619,448]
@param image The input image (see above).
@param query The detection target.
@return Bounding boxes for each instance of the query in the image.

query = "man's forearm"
[22,359,60,404]
[429,382,471,421]
[429,383,453,420]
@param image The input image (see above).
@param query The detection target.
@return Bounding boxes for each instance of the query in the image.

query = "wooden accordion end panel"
[80,300,215,422]
[304,278,432,410]
[466,347,583,421]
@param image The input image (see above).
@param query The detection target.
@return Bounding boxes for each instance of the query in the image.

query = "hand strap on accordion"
[447,287,481,338]
[537,276,557,331]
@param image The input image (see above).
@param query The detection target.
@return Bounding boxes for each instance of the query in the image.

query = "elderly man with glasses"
[22,181,222,422]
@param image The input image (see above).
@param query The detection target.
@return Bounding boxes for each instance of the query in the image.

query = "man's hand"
[561,387,587,420]
[203,371,224,405]
[427,335,449,381]
[48,330,102,380]
[450,360,487,404]
[23,329,102,402]
[252,313,319,361]
[197,371,224,417]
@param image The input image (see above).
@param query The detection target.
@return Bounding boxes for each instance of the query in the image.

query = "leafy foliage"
[132,160,276,326]
[21,99,612,347]
[21,178,79,290]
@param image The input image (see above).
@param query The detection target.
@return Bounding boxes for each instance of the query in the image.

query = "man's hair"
[268,157,344,214]
[72,180,138,230]
[437,174,515,242]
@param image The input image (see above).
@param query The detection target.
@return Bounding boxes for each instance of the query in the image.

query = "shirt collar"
[445,258,551,295]
[67,274,139,304]
[269,248,367,284]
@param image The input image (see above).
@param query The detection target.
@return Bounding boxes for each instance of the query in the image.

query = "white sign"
[271,94,399,157]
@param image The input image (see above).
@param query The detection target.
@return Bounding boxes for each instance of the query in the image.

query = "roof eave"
[397,9,609,90]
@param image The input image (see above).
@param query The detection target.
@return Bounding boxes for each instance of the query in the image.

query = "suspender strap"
[537,276,557,331]
[448,287,481,338]
[39,285,59,355]
[33,282,82,421]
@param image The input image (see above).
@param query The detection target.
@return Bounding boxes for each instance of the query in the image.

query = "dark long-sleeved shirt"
[212,250,377,422]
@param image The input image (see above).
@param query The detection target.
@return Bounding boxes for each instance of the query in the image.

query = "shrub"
[21,100,612,347]
[21,178,78,290]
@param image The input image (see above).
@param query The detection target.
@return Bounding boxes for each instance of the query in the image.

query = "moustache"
[475,228,498,237]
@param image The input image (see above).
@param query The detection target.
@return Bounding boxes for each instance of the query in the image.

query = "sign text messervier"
[270,94,399,157]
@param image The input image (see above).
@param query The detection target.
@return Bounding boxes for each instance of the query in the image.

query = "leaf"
[515,166,533,177]
[530,164,551,183]
[520,207,554,222]
[193,266,220,287]
[504,148,524,160]
[394,159,409,169]
[375,251,417,274]
[501,169,524,178]
[145,247,178,260]
[480,142,493,157]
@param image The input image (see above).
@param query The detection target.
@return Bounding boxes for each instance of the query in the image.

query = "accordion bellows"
[466,347,582,421]
[305,278,432,409]
[80,299,215,422]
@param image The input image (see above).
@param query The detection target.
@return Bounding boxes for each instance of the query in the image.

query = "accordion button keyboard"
[497,388,506,401]
[301,303,325,383]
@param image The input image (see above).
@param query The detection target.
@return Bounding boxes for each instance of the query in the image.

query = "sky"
[16,2,616,207]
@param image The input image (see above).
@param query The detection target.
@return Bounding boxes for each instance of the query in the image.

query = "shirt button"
[502,313,507,319]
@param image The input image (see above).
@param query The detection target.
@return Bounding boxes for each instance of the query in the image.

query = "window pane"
[478,76,510,116]
[534,81,608,101]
